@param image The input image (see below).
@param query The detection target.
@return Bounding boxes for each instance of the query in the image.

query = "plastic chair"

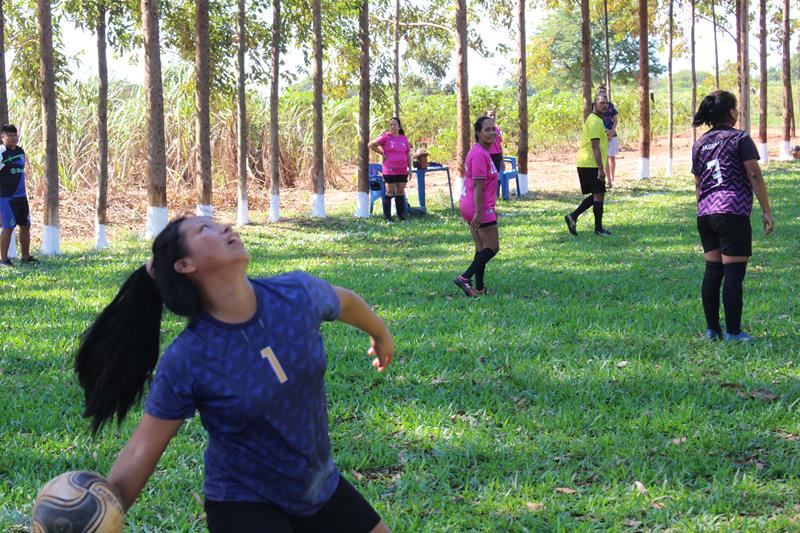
[498,156,520,200]
[368,163,385,214]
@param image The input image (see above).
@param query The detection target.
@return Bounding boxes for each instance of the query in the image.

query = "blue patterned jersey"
[691,126,759,217]
[0,146,27,198]
[144,272,342,516]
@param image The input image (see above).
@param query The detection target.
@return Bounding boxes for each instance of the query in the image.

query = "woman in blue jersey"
[74,216,394,532]
[691,91,774,342]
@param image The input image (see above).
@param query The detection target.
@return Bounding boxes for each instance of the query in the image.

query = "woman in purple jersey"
[691,91,774,342]
[73,216,394,532]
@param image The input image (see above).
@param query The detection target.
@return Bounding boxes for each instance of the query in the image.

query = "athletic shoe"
[705,328,723,341]
[564,214,577,235]
[20,256,39,264]
[474,288,488,296]
[726,331,754,342]
[0,258,14,267]
[594,228,612,236]
[383,217,393,224]
[453,275,476,297]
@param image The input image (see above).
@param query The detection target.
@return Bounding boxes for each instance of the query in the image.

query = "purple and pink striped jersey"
[691,126,759,217]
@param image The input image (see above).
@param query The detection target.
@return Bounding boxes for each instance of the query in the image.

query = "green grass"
[2,167,800,532]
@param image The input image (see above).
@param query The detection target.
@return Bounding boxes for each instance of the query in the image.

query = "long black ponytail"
[75,216,203,434]
[693,90,737,128]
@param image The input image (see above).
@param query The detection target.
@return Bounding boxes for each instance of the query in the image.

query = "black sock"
[571,195,594,219]
[395,195,406,219]
[476,248,498,290]
[593,201,604,230]
[702,261,724,331]
[382,195,393,220]
[723,262,747,335]
[462,248,497,282]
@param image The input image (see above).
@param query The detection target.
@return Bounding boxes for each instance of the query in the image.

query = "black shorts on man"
[577,167,606,195]
[697,214,752,257]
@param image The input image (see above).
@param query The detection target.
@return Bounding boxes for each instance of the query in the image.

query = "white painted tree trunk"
[454,176,465,200]
[638,157,650,179]
[518,173,529,195]
[311,193,326,218]
[7,228,16,258]
[196,204,213,217]
[780,141,793,160]
[269,194,280,222]
[354,191,369,218]
[145,206,168,239]
[758,143,769,163]
[95,220,108,250]
[666,158,673,177]
[236,196,249,226]
[41,225,60,255]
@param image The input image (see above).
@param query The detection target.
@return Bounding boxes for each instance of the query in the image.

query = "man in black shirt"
[0,124,37,266]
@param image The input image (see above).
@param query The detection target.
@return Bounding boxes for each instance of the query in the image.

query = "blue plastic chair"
[498,156,520,200]
[368,163,385,214]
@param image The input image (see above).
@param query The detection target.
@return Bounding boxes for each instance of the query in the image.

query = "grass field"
[1,167,799,532]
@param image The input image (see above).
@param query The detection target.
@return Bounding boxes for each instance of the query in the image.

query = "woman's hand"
[470,212,482,231]
[762,211,774,235]
[369,334,394,372]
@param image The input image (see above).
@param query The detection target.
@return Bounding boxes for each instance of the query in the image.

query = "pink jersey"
[375,132,410,176]
[488,126,503,155]
[460,143,499,224]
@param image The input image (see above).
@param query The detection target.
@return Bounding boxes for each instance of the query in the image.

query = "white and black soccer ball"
[32,471,125,533]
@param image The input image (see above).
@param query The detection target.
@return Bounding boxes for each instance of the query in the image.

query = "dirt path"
[20,127,793,246]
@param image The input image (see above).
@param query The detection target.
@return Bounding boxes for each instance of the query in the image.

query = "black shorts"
[0,196,30,229]
[479,220,497,228]
[383,174,408,184]
[490,153,504,173]
[697,214,752,257]
[205,477,381,533]
[577,167,606,194]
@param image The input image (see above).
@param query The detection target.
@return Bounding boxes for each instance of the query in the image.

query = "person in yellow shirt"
[565,93,612,236]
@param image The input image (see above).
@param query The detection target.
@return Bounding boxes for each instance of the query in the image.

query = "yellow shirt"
[576,113,608,168]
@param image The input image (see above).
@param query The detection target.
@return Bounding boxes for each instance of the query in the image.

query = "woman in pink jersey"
[454,116,500,297]
[369,117,412,222]
[486,109,505,174]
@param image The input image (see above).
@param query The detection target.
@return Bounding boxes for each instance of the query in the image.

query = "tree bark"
[517,0,528,178]
[737,0,750,133]
[358,0,370,195]
[691,0,697,143]
[603,0,611,98]
[37,0,59,241]
[236,0,248,224]
[311,0,324,201]
[393,0,400,117]
[782,0,793,145]
[455,0,469,177]
[639,0,650,176]
[142,0,167,212]
[580,0,592,118]
[195,0,212,210]
[0,0,8,126]
[711,0,720,89]
[759,0,767,146]
[668,0,673,173]
[97,4,109,234]
[270,0,280,215]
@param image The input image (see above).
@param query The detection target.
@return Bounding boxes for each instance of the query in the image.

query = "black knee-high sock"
[702,261,724,331]
[593,201,604,230]
[382,195,393,220]
[571,195,594,219]
[475,248,497,290]
[462,248,496,281]
[723,262,747,335]
[395,195,406,219]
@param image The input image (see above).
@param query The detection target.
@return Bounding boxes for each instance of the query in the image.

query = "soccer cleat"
[473,288,488,296]
[564,214,577,235]
[594,228,612,236]
[705,328,723,341]
[0,258,14,267]
[453,275,476,297]
[20,256,39,264]
[726,331,754,342]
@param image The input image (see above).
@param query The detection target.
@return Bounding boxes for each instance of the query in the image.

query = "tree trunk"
[311,0,325,216]
[603,0,611,98]
[269,0,280,221]
[737,0,750,134]
[0,0,8,126]
[517,0,529,193]
[712,0,720,89]
[393,0,400,118]
[236,0,248,225]
[455,0,469,178]
[580,0,592,118]
[691,0,697,143]
[142,0,167,238]
[195,0,212,214]
[638,0,650,178]
[668,0,673,176]
[37,0,60,253]
[758,0,768,160]
[357,0,370,217]
[96,3,109,249]
[781,0,793,158]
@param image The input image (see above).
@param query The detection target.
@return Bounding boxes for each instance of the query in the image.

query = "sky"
[56,7,771,91]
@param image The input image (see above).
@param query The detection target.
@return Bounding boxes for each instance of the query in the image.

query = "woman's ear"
[174,257,197,275]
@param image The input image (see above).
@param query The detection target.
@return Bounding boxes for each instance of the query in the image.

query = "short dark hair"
[693,90,737,127]
[1,124,17,134]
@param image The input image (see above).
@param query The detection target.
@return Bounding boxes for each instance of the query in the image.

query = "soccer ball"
[32,471,125,533]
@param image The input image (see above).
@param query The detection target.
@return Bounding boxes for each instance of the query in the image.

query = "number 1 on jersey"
[706,158,723,186]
